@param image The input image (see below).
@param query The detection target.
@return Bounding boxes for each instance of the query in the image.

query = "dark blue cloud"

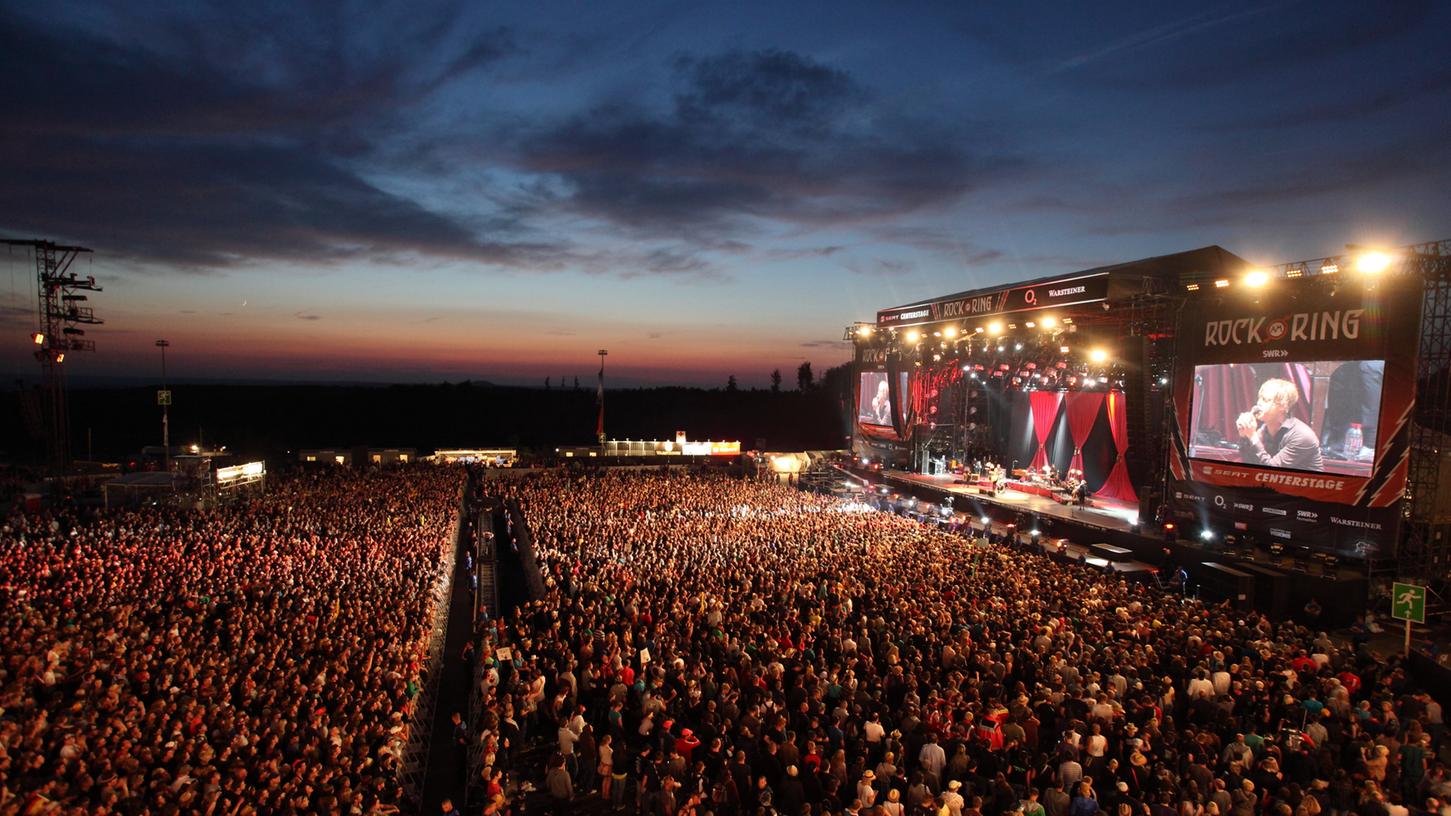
[515,48,1021,237]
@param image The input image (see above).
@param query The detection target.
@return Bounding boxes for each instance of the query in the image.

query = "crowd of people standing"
[465,470,1446,816]
[1,466,462,814]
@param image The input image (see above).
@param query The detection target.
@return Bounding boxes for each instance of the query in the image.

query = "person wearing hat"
[1125,752,1150,797]
[942,780,966,816]
[882,787,907,816]
[858,770,880,809]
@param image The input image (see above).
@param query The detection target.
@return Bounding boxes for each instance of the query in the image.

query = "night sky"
[2,1,1448,387]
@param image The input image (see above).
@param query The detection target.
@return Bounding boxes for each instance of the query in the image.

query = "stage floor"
[879,470,1141,534]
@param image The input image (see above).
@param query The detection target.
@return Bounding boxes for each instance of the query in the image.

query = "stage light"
[932,331,941,338]
[1030,529,1041,538]
[1356,251,1393,275]
[1158,376,1169,386]
[1059,345,1070,354]
[1025,321,1036,328]
[856,325,874,337]
[1244,269,1270,287]
[1200,529,1214,541]
[54,352,65,363]
[904,329,920,344]
[1014,343,1023,351]
[943,326,958,339]
[1186,283,1200,292]
[970,372,978,379]
[1083,377,1097,386]
[1214,279,1231,288]
[31,332,44,345]
[1040,315,1058,328]
[1089,348,1109,364]
[981,516,990,525]
[1320,262,1339,275]
[996,345,1004,353]
[988,321,1003,335]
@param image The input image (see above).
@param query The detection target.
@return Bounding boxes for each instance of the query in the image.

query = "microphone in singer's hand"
[1250,405,1264,419]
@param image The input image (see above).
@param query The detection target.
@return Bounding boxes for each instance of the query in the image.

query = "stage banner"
[876,272,1111,328]
[1167,275,1420,557]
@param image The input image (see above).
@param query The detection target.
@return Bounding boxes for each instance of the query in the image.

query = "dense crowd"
[470,471,1447,816]
[0,466,462,814]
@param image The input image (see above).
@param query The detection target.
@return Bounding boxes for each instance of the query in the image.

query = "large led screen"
[1188,360,1384,477]
[857,371,908,427]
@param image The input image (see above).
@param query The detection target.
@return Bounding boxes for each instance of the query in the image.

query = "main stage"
[879,469,1141,534]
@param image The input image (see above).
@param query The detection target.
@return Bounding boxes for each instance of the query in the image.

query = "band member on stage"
[1236,378,1323,471]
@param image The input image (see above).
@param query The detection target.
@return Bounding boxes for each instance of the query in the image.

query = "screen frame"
[1185,358,1386,478]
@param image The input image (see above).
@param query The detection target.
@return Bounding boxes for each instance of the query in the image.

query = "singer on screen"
[1236,378,1323,470]
[871,379,892,424]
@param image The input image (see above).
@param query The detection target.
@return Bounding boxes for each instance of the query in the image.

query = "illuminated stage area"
[881,469,1141,534]
[848,240,1451,591]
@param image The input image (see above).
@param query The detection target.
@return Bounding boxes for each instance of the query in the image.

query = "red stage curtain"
[1064,392,1106,474]
[1098,389,1137,501]
[1029,392,1063,469]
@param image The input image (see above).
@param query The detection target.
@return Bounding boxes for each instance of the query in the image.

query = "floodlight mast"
[3,238,99,472]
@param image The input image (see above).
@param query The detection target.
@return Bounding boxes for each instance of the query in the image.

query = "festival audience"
[0,466,461,813]
[469,470,1448,816]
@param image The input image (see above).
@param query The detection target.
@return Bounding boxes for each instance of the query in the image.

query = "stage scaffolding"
[1401,241,1451,592]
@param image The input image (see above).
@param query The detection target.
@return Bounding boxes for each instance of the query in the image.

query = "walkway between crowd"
[420,498,481,813]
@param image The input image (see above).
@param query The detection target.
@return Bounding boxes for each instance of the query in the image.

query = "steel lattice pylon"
[4,239,98,471]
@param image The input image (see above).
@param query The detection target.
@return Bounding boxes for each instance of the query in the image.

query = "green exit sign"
[1392,582,1426,624]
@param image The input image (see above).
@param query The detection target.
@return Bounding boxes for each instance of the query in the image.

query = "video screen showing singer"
[1236,378,1324,471]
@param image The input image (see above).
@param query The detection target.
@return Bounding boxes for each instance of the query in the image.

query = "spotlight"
[904,329,920,344]
[1158,376,1169,386]
[1089,348,1109,364]
[1030,529,1041,538]
[1356,251,1393,275]
[1059,345,1070,354]
[988,321,1004,335]
[856,325,874,337]
[1214,279,1231,288]
[1319,262,1340,275]
[996,345,1004,353]
[1014,343,1023,351]
[1200,529,1214,541]
[943,326,958,339]
[1040,316,1058,328]
[54,352,65,363]
[981,516,990,525]
[1186,283,1200,292]
[31,332,44,345]
[1244,269,1270,287]
[1025,321,1036,328]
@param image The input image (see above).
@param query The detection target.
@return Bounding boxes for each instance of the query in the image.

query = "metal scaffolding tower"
[4,239,100,471]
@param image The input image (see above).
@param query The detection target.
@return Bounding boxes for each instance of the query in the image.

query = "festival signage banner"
[876,273,1111,328]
